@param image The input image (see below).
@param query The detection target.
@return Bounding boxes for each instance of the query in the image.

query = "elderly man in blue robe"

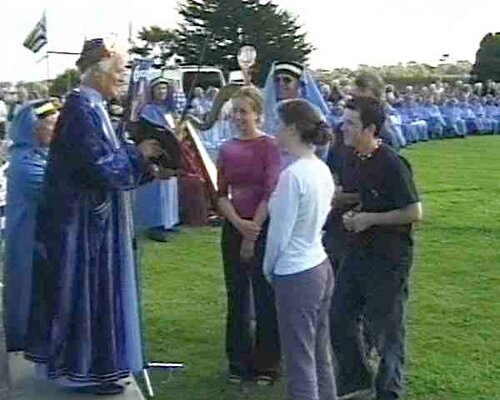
[133,77,185,242]
[3,100,58,352]
[22,38,163,396]
[263,61,333,166]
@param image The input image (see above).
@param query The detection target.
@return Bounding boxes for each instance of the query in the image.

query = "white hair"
[80,58,114,85]
[80,47,127,86]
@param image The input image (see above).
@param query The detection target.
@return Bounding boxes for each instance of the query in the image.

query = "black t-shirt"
[355,144,419,248]
[324,144,361,256]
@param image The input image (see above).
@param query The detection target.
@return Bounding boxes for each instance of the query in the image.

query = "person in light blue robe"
[3,100,58,352]
[483,95,500,134]
[440,99,467,138]
[263,61,333,166]
[133,77,183,242]
[470,95,494,134]
[413,99,430,141]
[395,100,418,143]
[263,62,333,136]
[458,98,480,135]
[384,103,407,148]
[398,96,428,142]
[422,97,446,139]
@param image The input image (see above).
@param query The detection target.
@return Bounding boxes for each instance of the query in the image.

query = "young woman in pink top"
[217,87,281,385]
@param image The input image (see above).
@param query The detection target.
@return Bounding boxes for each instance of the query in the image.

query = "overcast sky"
[1,0,499,82]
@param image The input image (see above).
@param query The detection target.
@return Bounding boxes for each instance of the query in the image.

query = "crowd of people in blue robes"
[318,78,500,150]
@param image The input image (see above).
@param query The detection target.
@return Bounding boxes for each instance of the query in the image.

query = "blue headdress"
[139,76,177,129]
[9,100,56,151]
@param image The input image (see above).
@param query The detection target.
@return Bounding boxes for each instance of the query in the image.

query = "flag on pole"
[23,13,47,53]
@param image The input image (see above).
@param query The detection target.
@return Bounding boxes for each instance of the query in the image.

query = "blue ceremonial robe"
[134,103,180,230]
[24,86,147,384]
[4,102,49,351]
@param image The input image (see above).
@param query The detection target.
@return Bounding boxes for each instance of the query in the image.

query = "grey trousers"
[274,259,337,400]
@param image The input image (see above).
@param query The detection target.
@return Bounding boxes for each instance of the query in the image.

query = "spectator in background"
[483,79,497,97]
[7,87,28,126]
[0,92,7,139]
[4,100,59,351]
[423,95,446,139]
[28,91,41,100]
[352,71,406,149]
[133,77,183,242]
[191,86,207,119]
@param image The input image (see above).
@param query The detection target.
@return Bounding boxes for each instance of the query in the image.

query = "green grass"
[138,136,500,400]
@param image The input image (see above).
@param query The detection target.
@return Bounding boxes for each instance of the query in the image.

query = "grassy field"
[138,136,500,400]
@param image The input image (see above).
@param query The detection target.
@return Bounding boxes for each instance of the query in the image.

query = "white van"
[161,65,226,95]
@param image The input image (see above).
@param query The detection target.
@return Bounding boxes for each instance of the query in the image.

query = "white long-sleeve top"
[263,157,335,281]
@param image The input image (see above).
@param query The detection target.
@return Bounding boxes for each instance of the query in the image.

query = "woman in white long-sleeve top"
[263,98,337,400]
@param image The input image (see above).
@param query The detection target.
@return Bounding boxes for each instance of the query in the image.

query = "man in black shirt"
[323,129,360,276]
[330,97,422,400]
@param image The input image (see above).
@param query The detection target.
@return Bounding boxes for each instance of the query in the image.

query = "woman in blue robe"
[3,100,58,351]
[133,77,183,242]
[23,39,163,395]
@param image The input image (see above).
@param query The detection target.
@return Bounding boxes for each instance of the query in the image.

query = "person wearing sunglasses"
[263,62,334,168]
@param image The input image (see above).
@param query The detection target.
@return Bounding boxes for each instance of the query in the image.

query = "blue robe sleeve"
[16,154,46,202]
[62,97,149,191]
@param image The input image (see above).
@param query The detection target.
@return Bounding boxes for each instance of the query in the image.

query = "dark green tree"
[49,69,80,97]
[173,0,314,84]
[130,26,178,63]
[472,33,500,82]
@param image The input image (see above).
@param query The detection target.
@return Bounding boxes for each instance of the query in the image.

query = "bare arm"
[368,202,423,226]
[344,202,423,233]
[218,196,243,227]
[252,200,269,228]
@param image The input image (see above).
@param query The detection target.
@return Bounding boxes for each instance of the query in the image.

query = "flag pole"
[46,53,50,82]
[44,10,50,82]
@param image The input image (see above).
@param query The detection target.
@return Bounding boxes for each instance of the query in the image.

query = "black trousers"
[330,242,412,400]
[221,220,281,378]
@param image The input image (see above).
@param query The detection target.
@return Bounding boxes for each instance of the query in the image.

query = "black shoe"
[73,383,125,396]
[255,374,275,386]
[147,228,169,242]
[227,374,243,385]
[337,369,374,400]
[338,388,375,400]
[93,383,126,395]
[376,392,398,400]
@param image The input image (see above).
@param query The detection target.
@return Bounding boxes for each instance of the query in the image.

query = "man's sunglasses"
[274,75,295,85]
